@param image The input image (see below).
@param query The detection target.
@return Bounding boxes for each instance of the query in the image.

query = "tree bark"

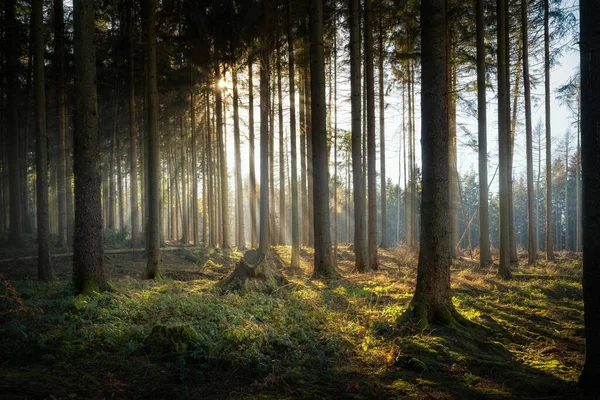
[233,67,245,250]
[365,0,378,271]
[5,0,22,246]
[476,0,492,267]
[404,0,460,327]
[310,0,337,278]
[579,1,600,393]
[300,73,308,246]
[144,0,162,279]
[33,0,52,280]
[544,0,554,261]
[349,0,367,272]
[215,64,230,249]
[378,13,387,250]
[259,42,271,254]
[127,0,140,248]
[522,0,536,264]
[248,59,258,248]
[288,0,300,268]
[73,0,108,293]
[277,41,286,246]
[54,0,68,251]
[497,0,512,279]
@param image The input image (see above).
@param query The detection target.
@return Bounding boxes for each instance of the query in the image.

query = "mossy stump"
[217,249,288,293]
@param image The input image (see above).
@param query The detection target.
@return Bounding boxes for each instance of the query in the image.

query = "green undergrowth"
[0,247,584,399]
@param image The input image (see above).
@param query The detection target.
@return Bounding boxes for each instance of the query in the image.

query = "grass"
[0,245,583,399]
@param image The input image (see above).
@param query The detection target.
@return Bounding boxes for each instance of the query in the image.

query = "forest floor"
[0,242,583,399]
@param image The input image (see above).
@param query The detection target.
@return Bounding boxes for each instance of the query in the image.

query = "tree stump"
[217,249,288,293]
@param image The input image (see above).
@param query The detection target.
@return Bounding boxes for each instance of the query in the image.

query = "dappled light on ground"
[0,245,582,398]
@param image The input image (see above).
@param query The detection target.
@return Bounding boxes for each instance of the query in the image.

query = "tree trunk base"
[398,300,476,330]
[217,249,288,293]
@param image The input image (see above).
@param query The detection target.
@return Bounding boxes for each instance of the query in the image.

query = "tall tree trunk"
[579,1,600,392]
[448,22,459,257]
[73,0,107,293]
[405,0,461,326]
[576,88,581,252]
[117,133,124,229]
[33,0,52,280]
[127,0,139,247]
[364,0,378,270]
[248,59,258,248]
[277,41,286,246]
[288,0,300,268]
[310,0,337,278]
[304,66,314,247]
[233,66,245,250]
[497,0,511,279]
[544,0,554,261]
[180,116,188,244]
[144,0,162,279]
[522,0,536,264]
[259,41,271,254]
[215,65,230,249]
[349,0,367,272]
[191,66,198,246]
[300,73,308,245]
[333,16,338,263]
[5,0,22,246]
[564,132,569,250]
[270,66,276,245]
[54,0,68,251]
[476,0,492,267]
[378,13,387,249]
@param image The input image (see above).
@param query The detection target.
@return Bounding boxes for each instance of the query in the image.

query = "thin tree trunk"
[522,0,536,264]
[233,66,245,250]
[54,0,68,251]
[144,0,162,279]
[497,0,512,279]
[305,66,314,247]
[259,42,271,254]
[215,64,230,249]
[5,0,22,246]
[365,0,378,270]
[378,12,387,249]
[288,0,300,267]
[476,0,492,267]
[277,41,285,246]
[248,59,258,248]
[448,21,459,257]
[300,73,308,245]
[544,0,554,261]
[349,0,367,272]
[576,87,581,252]
[127,0,139,247]
[34,0,52,279]
[180,116,188,244]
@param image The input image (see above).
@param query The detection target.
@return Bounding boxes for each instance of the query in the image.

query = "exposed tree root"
[217,249,288,293]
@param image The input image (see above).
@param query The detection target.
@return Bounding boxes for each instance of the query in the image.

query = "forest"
[1,0,599,398]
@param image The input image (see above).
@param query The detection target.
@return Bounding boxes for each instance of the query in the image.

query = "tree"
[54,0,68,252]
[233,66,245,250]
[476,0,492,268]
[378,8,387,250]
[402,0,460,326]
[544,0,554,261]
[365,0,378,271]
[144,0,162,279]
[497,0,512,279]
[288,0,300,268]
[259,41,271,254]
[127,0,140,248]
[5,0,23,247]
[33,0,51,280]
[349,0,367,272]
[215,64,230,249]
[310,0,337,278]
[579,0,600,394]
[73,0,108,293]
[522,0,536,264]
[248,58,258,248]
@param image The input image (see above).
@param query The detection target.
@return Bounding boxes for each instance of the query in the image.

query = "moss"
[143,324,200,355]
